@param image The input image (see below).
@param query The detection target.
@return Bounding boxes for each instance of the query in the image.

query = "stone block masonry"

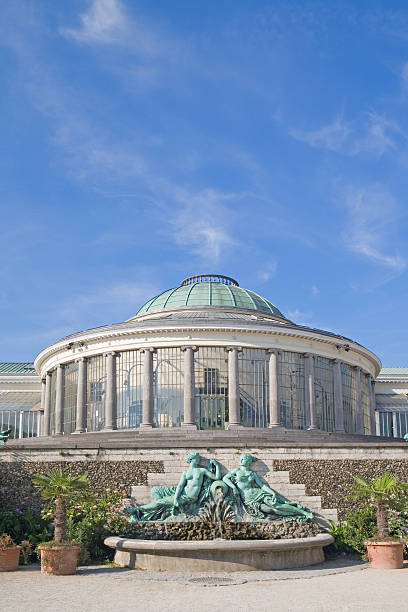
[1,441,407,522]
[0,460,164,514]
[274,459,408,519]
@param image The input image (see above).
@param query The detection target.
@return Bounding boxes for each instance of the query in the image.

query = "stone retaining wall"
[0,460,163,513]
[274,459,408,519]
[1,445,407,521]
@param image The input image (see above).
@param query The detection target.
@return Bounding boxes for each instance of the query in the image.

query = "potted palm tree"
[33,468,89,575]
[352,472,406,569]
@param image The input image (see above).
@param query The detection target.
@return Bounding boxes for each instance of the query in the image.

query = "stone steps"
[7,427,404,451]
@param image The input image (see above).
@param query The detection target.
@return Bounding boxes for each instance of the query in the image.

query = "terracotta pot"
[365,540,404,569]
[38,545,81,575]
[0,546,21,571]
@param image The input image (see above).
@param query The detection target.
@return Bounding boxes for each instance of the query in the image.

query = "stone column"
[369,376,377,436]
[375,410,380,436]
[267,349,280,428]
[140,348,156,429]
[43,372,52,436]
[304,354,318,430]
[55,364,64,436]
[354,366,363,434]
[333,359,345,433]
[74,357,87,433]
[227,346,243,429]
[104,352,117,431]
[392,411,399,438]
[40,377,46,436]
[181,346,198,429]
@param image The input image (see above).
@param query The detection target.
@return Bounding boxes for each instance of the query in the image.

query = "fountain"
[104,452,333,571]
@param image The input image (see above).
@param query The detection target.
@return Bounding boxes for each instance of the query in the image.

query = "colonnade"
[40,348,376,436]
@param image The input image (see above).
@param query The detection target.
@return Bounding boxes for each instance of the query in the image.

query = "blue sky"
[1,0,408,365]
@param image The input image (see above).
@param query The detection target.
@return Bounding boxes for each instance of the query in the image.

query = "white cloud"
[286,309,313,325]
[342,186,406,274]
[258,262,278,282]
[289,117,351,153]
[61,0,128,45]
[290,112,402,157]
[61,0,173,61]
[168,188,238,263]
[57,281,159,325]
[311,285,319,296]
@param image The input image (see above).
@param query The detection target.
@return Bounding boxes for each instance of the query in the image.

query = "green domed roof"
[136,275,286,318]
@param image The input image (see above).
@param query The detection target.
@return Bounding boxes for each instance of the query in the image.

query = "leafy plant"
[43,488,129,562]
[351,472,407,539]
[329,505,377,555]
[32,468,90,543]
[0,492,52,562]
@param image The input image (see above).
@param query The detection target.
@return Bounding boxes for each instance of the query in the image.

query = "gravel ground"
[1,561,407,612]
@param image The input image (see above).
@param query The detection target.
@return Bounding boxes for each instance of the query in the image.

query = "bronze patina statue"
[125,452,222,522]
[0,429,12,445]
[223,453,313,521]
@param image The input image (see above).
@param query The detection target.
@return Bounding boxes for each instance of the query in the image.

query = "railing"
[181,274,239,287]
[377,410,408,438]
[0,410,41,438]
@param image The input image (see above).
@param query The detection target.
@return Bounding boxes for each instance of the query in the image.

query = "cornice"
[34,319,381,378]
[0,374,41,384]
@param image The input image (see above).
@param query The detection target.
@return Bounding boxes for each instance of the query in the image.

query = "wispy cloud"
[167,188,239,263]
[61,0,177,60]
[286,308,313,325]
[290,112,403,157]
[61,0,129,46]
[57,281,159,325]
[311,285,319,296]
[257,261,278,283]
[342,186,406,275]
[289,117,351,153]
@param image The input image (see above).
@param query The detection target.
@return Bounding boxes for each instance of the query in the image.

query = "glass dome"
[136,274,286,318]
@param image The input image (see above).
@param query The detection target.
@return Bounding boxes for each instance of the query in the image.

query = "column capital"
[332,358,342,365]
[103,351,118,357]
[266,348,281,355]
[75,356,87,363]
[303,352,314,359]
[181,345,198,352]
[226,346,242,352]
[353,365,362,372]
[139,347,157,354]
[41,377,46,384]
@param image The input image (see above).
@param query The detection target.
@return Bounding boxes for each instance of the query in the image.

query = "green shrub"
[330,505,377,556]
[43,488,129,562]
[0,490,52,562]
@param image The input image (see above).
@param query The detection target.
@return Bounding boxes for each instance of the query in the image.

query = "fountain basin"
[104,533,334,572]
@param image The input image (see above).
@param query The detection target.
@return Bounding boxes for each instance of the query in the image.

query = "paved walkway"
[1,561,407,611]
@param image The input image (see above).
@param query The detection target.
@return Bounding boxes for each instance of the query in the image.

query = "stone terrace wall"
[0,460,164,513]
[274,459,408,519]
[1,445,408,520]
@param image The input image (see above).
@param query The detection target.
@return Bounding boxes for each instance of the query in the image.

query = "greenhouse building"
[27,274,383,438]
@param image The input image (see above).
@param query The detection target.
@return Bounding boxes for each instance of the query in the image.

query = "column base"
[334,428,345,434]
[268,423,282,429]
[72,430,86,435]
[103,427,118,432]
[307,425,319,431]
[139,424,154,431]
[181,423,198,430]
[227,423,244,430]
